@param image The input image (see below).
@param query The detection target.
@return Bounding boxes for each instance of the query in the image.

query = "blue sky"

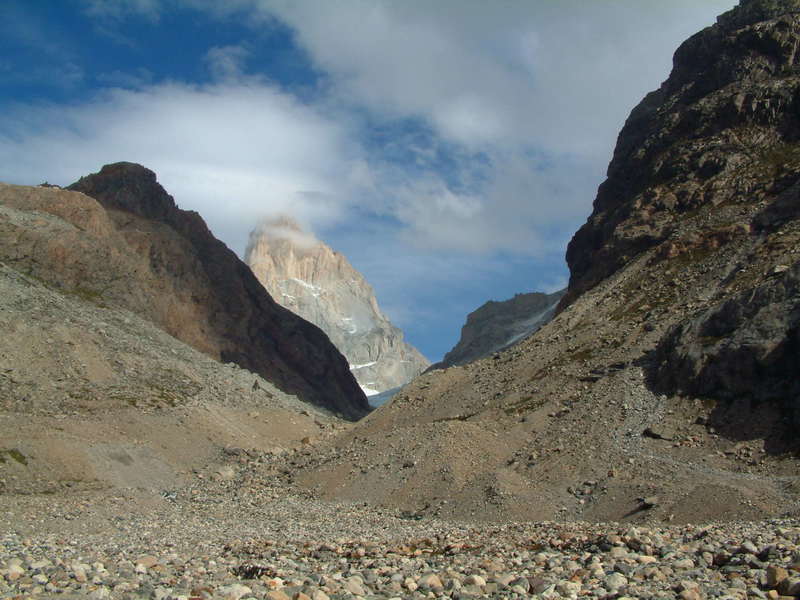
[0,0,737,361]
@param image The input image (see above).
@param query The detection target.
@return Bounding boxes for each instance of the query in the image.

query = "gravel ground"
[2,451,800,600]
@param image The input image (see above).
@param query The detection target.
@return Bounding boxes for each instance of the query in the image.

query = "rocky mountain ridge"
[245,217,429,395]
[0,164,368,419]
[562,0,800,308]
[287,0,800,524]
[432,289,565,370]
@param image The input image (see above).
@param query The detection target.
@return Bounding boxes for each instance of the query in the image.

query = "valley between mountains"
[2,1,800,599]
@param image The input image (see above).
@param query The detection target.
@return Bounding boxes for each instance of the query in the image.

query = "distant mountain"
[431,289,565,370]
[0,163,368,419]
[245,217,429,395]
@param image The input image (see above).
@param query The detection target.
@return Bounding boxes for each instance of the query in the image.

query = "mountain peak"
[719,0,800,29]
[61,164,370,418]
[251,215,321,251]
[68,162,176,223]
[245,219,429,395]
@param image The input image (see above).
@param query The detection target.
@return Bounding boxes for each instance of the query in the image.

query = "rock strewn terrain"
[245,217,428,395]
[1,166,368,419]
[432,290,565,370]
[2,453,800,599]
[0,261,341,496]
[4,2,800,599]
[5,253,795,599]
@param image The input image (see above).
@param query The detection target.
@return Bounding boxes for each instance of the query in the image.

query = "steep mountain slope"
[0,261,339,495]
[562,0,800,307]
[245,217,429,395]
[0,164,368,419]
[290,0,800,523]
[432,289,565,370]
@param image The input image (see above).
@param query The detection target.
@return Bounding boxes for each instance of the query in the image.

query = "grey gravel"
[2,469,799,599]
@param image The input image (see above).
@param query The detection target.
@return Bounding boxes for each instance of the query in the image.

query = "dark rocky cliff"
[560,0,800,436]
[0,163,368,419]
[652,260,799,429]
[563,0,800,307]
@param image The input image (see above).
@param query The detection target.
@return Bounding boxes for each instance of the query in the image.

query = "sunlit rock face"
[245,217,429,395]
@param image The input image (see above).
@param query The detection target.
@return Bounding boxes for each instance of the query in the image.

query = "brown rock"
[768,566,790,589]
[418,573,444,590]
[135,555,159,569]
[0,163,368,418]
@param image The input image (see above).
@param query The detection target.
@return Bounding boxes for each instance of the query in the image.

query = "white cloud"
[1,0,739,262]
[0,0,742,357]
[0,80,361,255]
[255,0,736,155]
[205,45,251,81]
[229,0,738,256]
[256,218,320,250]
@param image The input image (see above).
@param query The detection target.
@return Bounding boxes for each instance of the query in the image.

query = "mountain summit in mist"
[245,217,429,396]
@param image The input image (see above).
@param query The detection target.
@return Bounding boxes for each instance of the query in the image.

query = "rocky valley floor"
[2,458,800,600]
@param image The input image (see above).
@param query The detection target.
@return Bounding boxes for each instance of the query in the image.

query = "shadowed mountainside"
[431,289,565,370]
[0,163,368,419]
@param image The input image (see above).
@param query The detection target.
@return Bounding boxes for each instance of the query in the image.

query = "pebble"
[767,565,789,588]
[221,583,253,600]
[605,572,628,590]
[1,480,799,600]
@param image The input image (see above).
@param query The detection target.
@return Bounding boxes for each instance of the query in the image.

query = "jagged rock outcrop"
[0,164,368,419]
[652,261,800,429]
[431,289,565,370]
[559,0,800,424]
[562,0,800,308]
[244,218,429,395]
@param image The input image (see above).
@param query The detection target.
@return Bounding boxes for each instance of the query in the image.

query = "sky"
[0,0,738,362]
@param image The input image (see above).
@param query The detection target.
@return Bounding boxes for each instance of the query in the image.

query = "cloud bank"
[0,78,366,250]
